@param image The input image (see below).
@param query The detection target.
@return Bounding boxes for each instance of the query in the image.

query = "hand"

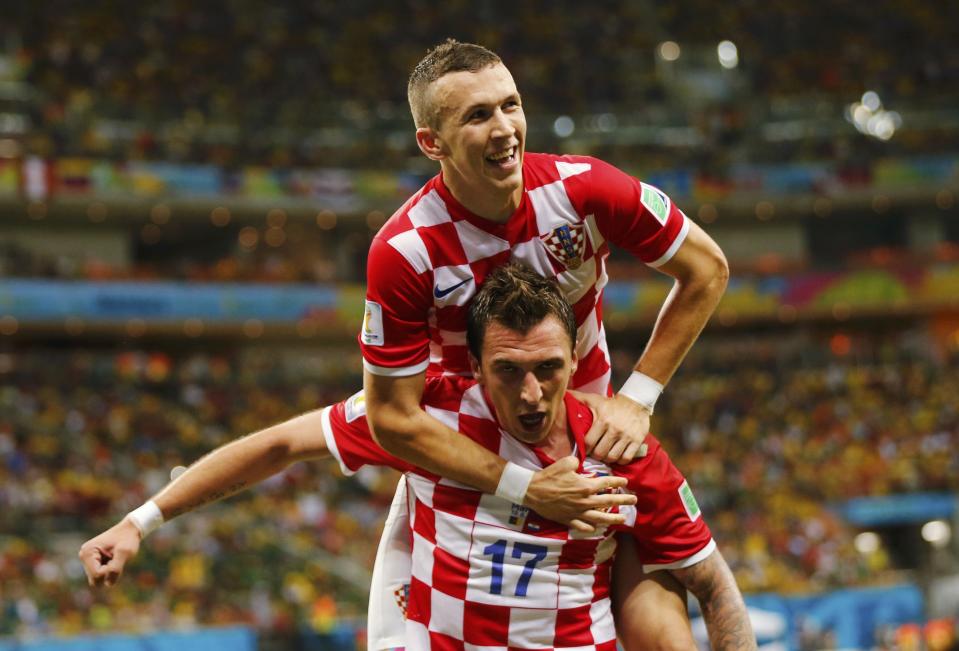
[524,456,637,533]
[78,518,143,588]
[573,392,651,464]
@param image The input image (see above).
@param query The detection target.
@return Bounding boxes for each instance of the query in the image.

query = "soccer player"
[78,264,753,650]
[359,39,729,650]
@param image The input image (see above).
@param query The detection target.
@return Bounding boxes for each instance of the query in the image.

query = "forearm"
[671,551,756,651]
[152,421,304,520]
[369,404,506,494]
[636,263,727,384]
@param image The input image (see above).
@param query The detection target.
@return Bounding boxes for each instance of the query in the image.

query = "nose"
[490,108,515,139]
[519,371,542,405]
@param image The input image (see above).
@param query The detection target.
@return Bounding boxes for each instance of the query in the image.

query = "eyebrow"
[491,356,564,368]
[460,93,521,120]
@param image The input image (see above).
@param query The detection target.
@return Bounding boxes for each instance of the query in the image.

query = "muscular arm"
[636,220,729,385]
[580,222,728,461]
[364,370,635,530]
[670,550,756,651]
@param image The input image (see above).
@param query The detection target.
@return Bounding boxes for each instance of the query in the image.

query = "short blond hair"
[407,39,501,129]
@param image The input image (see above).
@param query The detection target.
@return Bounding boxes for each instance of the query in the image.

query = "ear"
[469,352,484,383]
[570,350,578,376]
[415,127,446,161]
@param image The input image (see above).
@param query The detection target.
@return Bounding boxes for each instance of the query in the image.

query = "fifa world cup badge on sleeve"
[362,300,384,346]
[679,480,702,521]
[640,183,670,226]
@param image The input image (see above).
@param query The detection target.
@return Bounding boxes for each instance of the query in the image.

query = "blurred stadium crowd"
[2,335,956,637]
[4,1,958,168]
[2,2,959,649]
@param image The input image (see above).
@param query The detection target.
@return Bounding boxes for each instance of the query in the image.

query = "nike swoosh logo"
[434,278,471,299]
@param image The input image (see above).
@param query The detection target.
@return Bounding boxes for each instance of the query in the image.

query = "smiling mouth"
[485,146,518,168]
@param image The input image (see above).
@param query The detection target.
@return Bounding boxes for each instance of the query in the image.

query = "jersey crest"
[541,223,586,269]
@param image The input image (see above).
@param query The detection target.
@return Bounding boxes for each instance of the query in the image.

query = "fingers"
[569,519,597,533]
[78,540,132,588]
[621,441,648,462]
[578,508,628,527]
[604,437,630,463]
[585,474,628,492]
[78,545,109,587]
[551,455,580,473]
[583,419,605,452]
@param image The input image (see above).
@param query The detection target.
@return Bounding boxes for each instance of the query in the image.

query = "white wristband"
[495,462,535,505]
[618,371,664,414]
[127,500,164,537]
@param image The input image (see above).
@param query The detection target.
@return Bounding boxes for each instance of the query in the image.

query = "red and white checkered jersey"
[359,153,690,394]
[321,376,714,650]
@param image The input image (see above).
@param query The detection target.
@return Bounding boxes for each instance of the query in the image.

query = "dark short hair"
[467,263,577,360]
[407,38,502,129]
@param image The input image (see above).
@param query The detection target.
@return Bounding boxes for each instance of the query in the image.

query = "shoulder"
[523,152,602,189]
[374,174,442,242]
[369,176,445,275]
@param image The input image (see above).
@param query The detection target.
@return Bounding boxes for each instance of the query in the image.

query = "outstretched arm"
[364,370,636,531]
[78,408,332,587]
[670,550,756,651]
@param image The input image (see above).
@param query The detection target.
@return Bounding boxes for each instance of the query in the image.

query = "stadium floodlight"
[921,520,951,548]
[717,41,739,69]
[854,531,880,554]
[658,41,681,62]
[553,115,575,138]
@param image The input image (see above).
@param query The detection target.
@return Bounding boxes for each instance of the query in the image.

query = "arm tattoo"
[166,480,249,520]
[671,550,756,651]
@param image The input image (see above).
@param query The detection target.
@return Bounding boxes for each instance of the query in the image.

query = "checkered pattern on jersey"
[362,153,689,391]
[321,377,716,648]
[399,384,618,650]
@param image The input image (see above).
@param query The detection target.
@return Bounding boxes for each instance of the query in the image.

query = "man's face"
[470,316,577,445]
[426,63,526,205]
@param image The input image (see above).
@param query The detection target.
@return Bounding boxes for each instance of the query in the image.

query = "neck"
[442,168,522,223]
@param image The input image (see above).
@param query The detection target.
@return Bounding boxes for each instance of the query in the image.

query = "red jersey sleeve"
[360,235,433,376]
[321,393,417,475]
[567,156,690,267]
[617,435,716,571]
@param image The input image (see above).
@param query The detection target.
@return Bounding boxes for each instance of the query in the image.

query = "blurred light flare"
[717,41,738,69]
[854,531,880,554]
[658,41,681,61]
[922,520,951,547]
[553,115,575,138]
[846,91,902,141]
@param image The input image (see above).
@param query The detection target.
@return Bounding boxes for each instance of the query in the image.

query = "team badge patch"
[541,223,586,269]
[640,183,671,226]
[361,300,384,346]
[678,480,701,521]
[508,502,530,527]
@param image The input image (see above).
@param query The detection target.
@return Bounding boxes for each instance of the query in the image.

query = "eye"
[468,109,488,122]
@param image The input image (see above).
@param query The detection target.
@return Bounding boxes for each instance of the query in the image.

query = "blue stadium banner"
[0,280,340,323]
[0,626,255,651]
[839,492,958,526]
[691,584,924,650]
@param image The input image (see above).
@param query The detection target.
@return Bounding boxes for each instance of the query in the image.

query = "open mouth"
[517,412,546,431]
[485,146,518,169]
